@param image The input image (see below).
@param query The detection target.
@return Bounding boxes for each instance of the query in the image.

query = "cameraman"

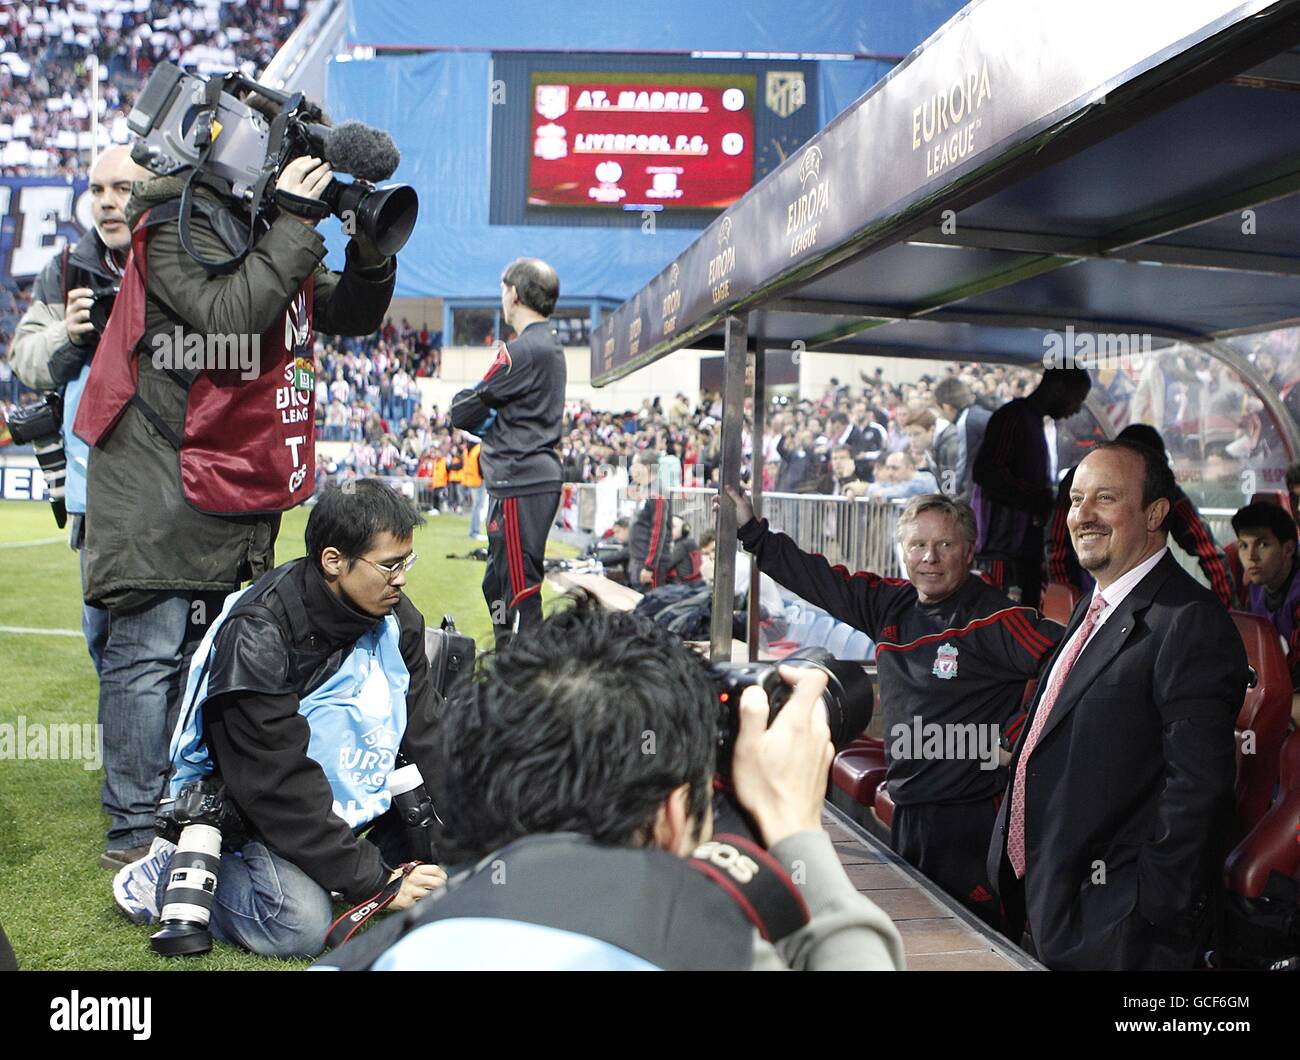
[8,145,150,675]
[112,481,446,957]
[74,124,397,869]
[316,606,904,970]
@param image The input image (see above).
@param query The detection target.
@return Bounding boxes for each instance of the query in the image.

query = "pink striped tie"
[1007,593,1107,879]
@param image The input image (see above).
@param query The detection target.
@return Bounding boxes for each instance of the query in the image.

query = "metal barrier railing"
[562,482,906,578]
[328,478,1238,592]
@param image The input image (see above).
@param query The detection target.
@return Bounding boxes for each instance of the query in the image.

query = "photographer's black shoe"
[100,843,151,870]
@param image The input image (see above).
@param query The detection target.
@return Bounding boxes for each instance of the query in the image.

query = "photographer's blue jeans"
[76,542,110,676]
[153,842,334,958]
[98,592,193,851]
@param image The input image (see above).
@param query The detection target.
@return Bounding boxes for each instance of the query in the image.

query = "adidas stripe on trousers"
[483,490,560,647]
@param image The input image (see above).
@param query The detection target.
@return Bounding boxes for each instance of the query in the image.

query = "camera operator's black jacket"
[198,557,438,904]
[82,177,396,613]
[10,230,121,391]
[449,320,566,498]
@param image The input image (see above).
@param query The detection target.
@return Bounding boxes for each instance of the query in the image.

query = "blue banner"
[0,177,90,287]
[344,0,966,57]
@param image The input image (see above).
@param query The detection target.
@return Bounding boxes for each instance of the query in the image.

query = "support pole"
[710,313,748,662]
[746,342,766,660]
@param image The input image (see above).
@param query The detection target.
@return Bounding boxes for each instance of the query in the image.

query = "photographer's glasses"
[358,551,418,582]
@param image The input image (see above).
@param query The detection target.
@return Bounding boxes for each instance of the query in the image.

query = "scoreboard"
[527,73,756,211]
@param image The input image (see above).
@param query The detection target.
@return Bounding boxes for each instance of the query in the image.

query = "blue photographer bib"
[169,586,410,831]
[62,361,92,514]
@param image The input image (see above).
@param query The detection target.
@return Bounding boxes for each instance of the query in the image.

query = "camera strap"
[687,832,811,944]
[324,861,420,951]
[176,75,274,273]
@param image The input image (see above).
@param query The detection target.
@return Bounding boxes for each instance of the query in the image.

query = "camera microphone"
[317,121,401,183]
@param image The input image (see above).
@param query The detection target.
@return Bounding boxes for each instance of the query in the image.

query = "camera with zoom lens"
[6,393,67,528]
[151,779,245,957]
[127,62,419,262]
[388,758,441,864]
[710,648,873,780]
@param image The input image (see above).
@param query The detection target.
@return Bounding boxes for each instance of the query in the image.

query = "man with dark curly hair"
[316,604,903,971]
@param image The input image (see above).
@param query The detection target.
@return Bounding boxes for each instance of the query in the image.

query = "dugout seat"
[1041,582,1080,626]
[843,629,875,662]
[1225,729,1300,898]
[831,736,887,807]
[804,614,836,648]
[1230,611,1292,839]
[873,780,896,829]
[824,622,854,660]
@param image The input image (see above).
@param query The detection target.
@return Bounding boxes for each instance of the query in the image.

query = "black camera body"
[6,392,61,446]
[126,62,418,262]
[7,393,67,528]
[151,778,246,957]
[86,285,119,335]
[711,648,873,778]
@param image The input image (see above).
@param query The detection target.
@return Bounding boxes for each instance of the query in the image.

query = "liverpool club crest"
[932,642,959,680]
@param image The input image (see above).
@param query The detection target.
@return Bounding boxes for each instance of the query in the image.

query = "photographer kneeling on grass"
[315,604,904,971]
[113,481,446,957]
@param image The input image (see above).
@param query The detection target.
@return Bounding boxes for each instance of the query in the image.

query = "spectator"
[971,368,1092,610]
[933,376,991,502]
[1232,500,1300,724]
[867,450,938,502]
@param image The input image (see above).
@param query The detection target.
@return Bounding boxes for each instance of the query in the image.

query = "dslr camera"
[126,62,418,266]
[6,393,66,527]
[150,779,247,957]
[711,647,873,777]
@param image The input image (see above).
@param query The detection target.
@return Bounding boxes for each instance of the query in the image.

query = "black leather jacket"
[197,557,439,903]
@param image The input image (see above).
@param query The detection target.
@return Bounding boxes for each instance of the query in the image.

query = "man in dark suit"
[987,440,1247,970]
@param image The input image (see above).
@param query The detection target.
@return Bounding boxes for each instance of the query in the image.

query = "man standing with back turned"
[451,259,566,648]
[987,441,1247,970]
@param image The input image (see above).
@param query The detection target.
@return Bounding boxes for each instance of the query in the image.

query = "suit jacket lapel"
[1033,551,1179,749]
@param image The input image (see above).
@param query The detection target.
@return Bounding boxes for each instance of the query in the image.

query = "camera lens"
[712,648,873,776]
[150,822,221,957]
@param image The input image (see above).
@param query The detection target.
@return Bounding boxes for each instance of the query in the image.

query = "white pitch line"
[0,626,83,638]
[0,535,64,549]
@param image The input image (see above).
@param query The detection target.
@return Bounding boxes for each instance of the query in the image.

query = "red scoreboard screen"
[528,72,756,211]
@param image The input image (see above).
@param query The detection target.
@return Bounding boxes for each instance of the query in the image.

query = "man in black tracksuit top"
[628,451,674,590]
[451,259,566,647]
[726,487,1062,925]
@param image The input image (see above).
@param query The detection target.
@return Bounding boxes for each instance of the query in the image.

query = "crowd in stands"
[0,0,305,177]
[553,363,1053,499]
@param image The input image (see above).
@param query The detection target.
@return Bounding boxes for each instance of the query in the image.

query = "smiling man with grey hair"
[720,487,1062,926]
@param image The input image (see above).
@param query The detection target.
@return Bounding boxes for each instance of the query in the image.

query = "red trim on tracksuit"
[1047,501,1072,584]
[504,497,524,604]
[502,497,543,610]
[1174,496,1233,608]
[646,497,666,588]
[1007,609,1054,653]
[875,607,1048,658]
[828,564,911,589]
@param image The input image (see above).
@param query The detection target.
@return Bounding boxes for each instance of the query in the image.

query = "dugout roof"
[589,0,1300,389]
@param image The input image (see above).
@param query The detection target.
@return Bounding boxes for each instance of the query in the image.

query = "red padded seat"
[1230,611,1292,839]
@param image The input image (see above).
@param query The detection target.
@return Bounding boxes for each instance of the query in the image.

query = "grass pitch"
[0,498,573,970]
